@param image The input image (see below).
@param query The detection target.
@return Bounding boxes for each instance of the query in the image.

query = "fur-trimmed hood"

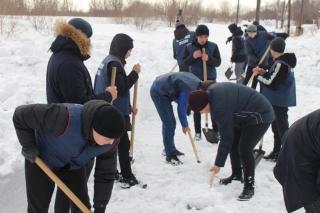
[50,20,91,58]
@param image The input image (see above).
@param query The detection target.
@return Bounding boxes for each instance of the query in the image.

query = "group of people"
[12,17,320,213]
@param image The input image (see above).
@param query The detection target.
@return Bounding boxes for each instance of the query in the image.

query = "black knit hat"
[68,18,93,38]
[92,105,125,138]
[270,37,286,53]
[196,25,209,36]
[188,90,209,112]
[228,23,238,34]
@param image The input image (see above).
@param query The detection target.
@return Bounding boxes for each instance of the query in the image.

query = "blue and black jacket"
[13,100,119,170]
[207,83,275,167]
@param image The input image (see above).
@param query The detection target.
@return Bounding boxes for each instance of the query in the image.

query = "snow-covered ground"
[0,17,319,212]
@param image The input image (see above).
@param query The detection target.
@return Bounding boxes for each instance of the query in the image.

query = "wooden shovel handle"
[111,67,117,86]
[35,157,91,213]
[130,81,138,157]
[187,130,201,163]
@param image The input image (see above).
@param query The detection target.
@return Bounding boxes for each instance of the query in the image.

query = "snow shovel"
[187,130,201,163]
[201,48,217,143]
[35,157,91,213]
[170,63,178,72]
[249,47,270,166]
[253,138,265,167]
[225,63,237,81]
[129,80,138,161]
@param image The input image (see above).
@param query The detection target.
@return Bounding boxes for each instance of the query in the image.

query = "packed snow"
[0,16,319,212]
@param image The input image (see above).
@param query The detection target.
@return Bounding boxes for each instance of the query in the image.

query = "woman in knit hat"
[188,83,274,200]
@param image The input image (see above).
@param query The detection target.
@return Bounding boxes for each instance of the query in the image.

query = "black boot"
[220,173,243,185]
[120,174,139,189]
[305,197,320,213]
[173,149,185,156]
[263,150,279,162]
[238,176,255,201]
[166,155,183,166]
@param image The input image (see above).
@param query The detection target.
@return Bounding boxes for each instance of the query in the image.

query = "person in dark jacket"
[253,37,297,161]
[46,18,118,213]
[253,20,267,32]
[150,72,212,165]
[274,109,320,213]
[183,24,221,141]
[12,100,125,213]
[188,83,274,200]
[243,24,275,89]
[173,20,195,71]
[228,23,247,83]
[94,33,141,188]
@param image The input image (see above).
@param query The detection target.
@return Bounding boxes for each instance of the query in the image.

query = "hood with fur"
[50,20,91,58]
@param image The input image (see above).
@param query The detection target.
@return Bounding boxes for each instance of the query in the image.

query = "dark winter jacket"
[258,53,297,107]
[152,72,202,128]
[231,28,247,63]
[173,26,195,71]
[12,100,119,170]
[274,109,320,212]
[94,34,138,119]
[207,83,275,167]
[46,21,112,104]
[245,31,275,67]
[183,40,221,80]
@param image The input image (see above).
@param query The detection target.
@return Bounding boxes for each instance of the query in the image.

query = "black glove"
[225,36,232,44]
[21,147,39,163]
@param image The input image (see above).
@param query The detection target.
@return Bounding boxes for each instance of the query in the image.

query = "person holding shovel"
[183,24,221,142]
[253,37,297,162]
[227,23,247,83]
[94,33,142,188]
[243,24,275,89]
[12,100,125,213]
[150,72,213,165]
[188,82,274,200]
[45,18,118,213]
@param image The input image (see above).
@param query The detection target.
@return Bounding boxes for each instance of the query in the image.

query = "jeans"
[150,84,177,156]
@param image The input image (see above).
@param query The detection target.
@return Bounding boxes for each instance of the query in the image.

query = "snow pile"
[0,17,319,212]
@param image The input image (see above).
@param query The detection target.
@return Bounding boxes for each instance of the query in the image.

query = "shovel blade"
[202,128,219,144]
[225,67,234,79]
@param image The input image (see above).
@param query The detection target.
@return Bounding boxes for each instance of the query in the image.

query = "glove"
[225,36,232,44]
[21,147,39,163]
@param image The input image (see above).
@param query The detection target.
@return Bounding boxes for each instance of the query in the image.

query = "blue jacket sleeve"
[177,91,189,128]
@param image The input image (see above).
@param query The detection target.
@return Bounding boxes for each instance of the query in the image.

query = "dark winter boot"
[220,173,243,185]
[115,170,122,182]
[166,155,183,166]
[238,176,255,201]
[120,174,139,189]
[263,150,279,162]
[173,149,185,156]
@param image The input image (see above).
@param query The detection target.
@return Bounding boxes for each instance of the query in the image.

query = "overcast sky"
[75,0,277,12]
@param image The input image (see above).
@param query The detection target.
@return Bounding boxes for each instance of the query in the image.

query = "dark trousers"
[193,112,218,134]
[230,123,270,180]
[55,151,117,213]
[271,106,289,153]
[118,131,133,179]
[25,160,90,213]
[243,66,258,89]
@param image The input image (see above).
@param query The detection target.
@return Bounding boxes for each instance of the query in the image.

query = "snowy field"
[0,17,320,212]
